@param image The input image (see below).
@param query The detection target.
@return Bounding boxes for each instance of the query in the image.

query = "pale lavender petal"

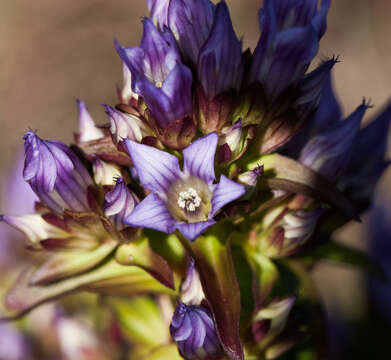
[124,139,180,193]
[77,99,104,142]
[182,132,218,184]
[177,220,216,242]
[124,193,176,233]
[211,175,245,216]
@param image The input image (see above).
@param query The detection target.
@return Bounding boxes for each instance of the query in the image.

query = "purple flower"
[197,2,243,100]
[116,19,193,128]
[76,100,104,143]
[165,0,215,63]
[249,0,331,100]
[124,133,245,241]
[23,131,93,213]
[180,259,205,305]
[170,303,222,360]
[103,177,138,230]
[299,100,370,181]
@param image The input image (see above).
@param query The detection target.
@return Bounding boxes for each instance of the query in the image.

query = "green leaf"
[115,236,175,289]
[143,344,183,360]
[2,258,175,320]
[107,296,169,347]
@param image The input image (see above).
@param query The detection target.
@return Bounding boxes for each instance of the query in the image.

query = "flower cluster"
[1,1,390,359]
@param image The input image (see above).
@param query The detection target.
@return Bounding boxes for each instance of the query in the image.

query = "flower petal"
[182,132,218,184]
[211,175,245,216]
[125,140,180,193]
[177,220,216,242]
[124,193,176,233]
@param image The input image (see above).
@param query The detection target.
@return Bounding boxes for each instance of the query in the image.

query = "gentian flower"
[23,131,93,213]
[103,177,138,230]
[116,19,193,130]
[250,0,331,100]
[170,302,222,360]
[124,132,245,241]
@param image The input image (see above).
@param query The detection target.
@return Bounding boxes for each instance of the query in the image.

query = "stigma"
[177,188,202,212]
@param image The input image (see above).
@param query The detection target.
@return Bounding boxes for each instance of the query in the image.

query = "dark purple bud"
[170,303,222,360]
[249,0,331,100]
[23,131,93,213]
[285,70,342,157]
[299,100,370,181]
[295,56,339,119]
[180,259,205,305]
[341,100,391,207]
[168,0,215,63]
[103,177,138,231]
[77,100,104,143]
[197,2,243,100]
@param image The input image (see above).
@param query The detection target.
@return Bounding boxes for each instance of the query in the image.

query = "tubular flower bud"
[180,259,205,306]
[23,131,93,213]
[170,303,222,360]
[124,133,245,241]
[238,165,264,187]
[103,177,138,230]
[104,105,145,144]
[258,207,324,258]
[250,0,331,100]
[166,0,215,63]
[299,100,370,181]
[197,2,243,100]
[76,100,104,143]
[92,158,121,186]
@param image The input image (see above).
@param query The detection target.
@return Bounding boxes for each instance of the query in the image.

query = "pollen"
[177,188,202,212]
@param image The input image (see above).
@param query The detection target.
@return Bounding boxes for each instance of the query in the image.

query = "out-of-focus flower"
[23,131,93,213]
[103,177,138,230]
[0,322,30,360]
[170,302,222,360]
[77,100,104,143]
[124,133,245,241]
[299,100,369,181]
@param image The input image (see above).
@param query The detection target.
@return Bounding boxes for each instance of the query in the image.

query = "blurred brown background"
[0,0,390,335]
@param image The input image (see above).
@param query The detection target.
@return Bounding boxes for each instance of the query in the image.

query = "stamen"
[177,187,202,212]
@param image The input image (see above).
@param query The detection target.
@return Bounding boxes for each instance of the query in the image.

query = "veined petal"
[77,100,104,143]
[0,214,68,247]
[148,0,170,30]
[177,220,216,242]
[182,132,218,184]
[125,140,180,193]
[211,175,245,216]
[124,193,176,233]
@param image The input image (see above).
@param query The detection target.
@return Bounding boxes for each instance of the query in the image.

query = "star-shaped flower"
[124,133,245,241]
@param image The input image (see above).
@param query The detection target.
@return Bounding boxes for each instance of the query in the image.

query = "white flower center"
[177,187,202,212]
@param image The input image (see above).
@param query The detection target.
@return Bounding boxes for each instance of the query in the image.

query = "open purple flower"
[124,133,245,241]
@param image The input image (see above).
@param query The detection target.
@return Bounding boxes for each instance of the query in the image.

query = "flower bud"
[103,177,138,230]
[118,61,138,104]
[76,100,104,143]
[166,0,215,63]
[170,303,222,360]
[92,158,121,186]
[258,207,324,258]
[104,105,144,144]
[180,259,205,306]
[238,165,264,187]
[299,100,369,181]
[23,131,93,213]
[197,2,243,101]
